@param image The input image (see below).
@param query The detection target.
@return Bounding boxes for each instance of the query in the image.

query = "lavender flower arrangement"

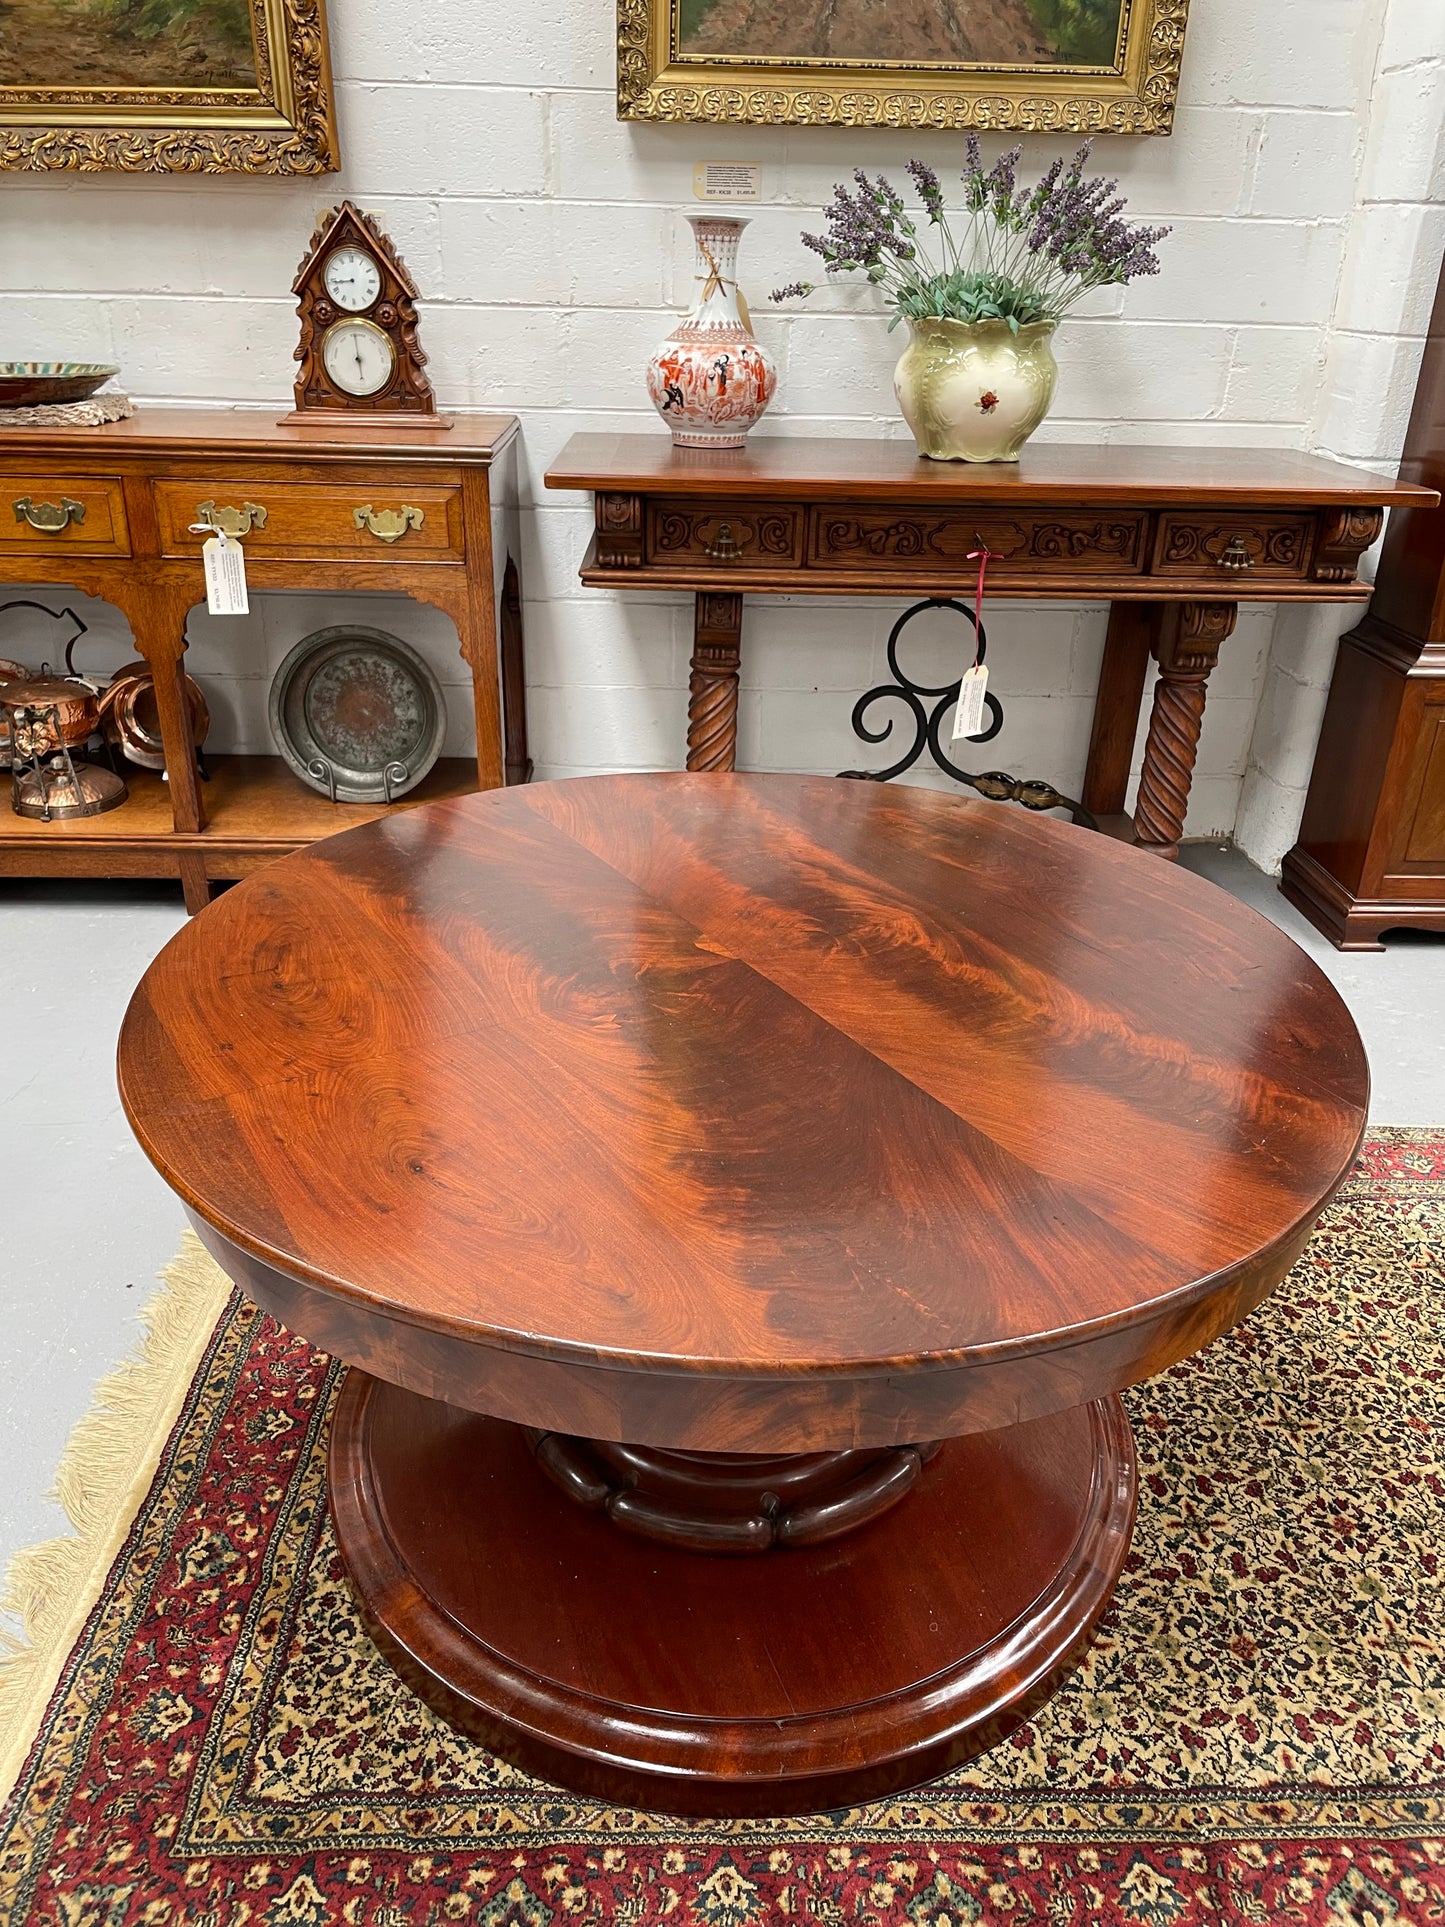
[772,137,1169,333]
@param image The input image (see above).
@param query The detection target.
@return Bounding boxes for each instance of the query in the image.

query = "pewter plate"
[0,362,119,407]
[268,626,446,803]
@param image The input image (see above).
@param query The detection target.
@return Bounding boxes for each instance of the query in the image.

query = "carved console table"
[546,437,1433,855]
[0,408,525,912]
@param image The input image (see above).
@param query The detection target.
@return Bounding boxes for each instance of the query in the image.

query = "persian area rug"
[1,1131,1443,1927]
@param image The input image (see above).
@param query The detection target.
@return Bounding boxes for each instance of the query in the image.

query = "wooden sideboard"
[546,437,1435,856]
[0,408,524,912]
[1282,254,1445,949]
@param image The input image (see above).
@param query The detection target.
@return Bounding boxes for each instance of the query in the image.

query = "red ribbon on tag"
[966,545,994,666]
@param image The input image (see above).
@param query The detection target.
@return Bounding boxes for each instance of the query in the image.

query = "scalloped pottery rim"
[893,318,1058,463]
[0,363,120,407]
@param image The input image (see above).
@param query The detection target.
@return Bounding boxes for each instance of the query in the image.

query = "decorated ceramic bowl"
[0,362,120,408]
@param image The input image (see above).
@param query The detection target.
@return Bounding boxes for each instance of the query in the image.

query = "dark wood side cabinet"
[0,408,525,912]
[546,439,1434,860]
[1283,262,1445,948]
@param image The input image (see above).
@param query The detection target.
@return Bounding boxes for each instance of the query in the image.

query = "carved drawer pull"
[1216,535,1254,573]
[13,496,85,533]
[353,504,425,543]
[194,500,267,539]
[704,520,747,562]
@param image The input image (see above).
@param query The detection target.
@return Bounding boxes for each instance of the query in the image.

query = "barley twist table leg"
[1133,602,1237,860]
[687,591,744,772]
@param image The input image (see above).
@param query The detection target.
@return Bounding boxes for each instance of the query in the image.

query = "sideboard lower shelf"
[0,754,480,887]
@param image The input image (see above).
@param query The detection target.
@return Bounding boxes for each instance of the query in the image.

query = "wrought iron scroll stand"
[837,597,1097,830]
[306,755,411,804]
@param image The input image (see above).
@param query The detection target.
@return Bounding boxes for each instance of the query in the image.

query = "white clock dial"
[323,246,383,312]
[321,318,397,398]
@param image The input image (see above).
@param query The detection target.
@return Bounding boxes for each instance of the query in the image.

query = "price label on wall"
[692,162,762,202]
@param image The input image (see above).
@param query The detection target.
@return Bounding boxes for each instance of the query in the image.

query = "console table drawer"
[152,481,465,560]
[646,502,803,568]
[1152,513,1315,579]
[1,476,129,554]
[808,508,1146,575]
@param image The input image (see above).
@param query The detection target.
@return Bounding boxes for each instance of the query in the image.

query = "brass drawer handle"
[13,495,85,533]
[353,504,425,543]
[195,499,267,539]
[704,520,746,562]
[1216,535,1254,573]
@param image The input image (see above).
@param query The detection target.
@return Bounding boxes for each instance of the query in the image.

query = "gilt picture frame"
[0,0,338,173]
[618,0,1189,136]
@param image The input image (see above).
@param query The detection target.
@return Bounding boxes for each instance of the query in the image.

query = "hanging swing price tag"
[952,661,990,741]
[197,529,248,616]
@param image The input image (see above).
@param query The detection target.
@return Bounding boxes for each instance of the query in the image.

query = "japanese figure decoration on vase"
[647,215,777,449]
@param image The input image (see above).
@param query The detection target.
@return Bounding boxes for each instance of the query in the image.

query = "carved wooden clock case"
[287,201,445,426]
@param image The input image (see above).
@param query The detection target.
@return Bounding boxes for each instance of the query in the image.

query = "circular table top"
[120,775,1367,1398]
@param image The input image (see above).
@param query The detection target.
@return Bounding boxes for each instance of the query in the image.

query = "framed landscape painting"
[0,0,338,171]
[618,0,1189,134]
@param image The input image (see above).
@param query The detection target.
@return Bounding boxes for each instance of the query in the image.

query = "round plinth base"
[329,1374,1136,1817]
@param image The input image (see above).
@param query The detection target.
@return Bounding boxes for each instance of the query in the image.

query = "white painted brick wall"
[1235,0,1445,871]
[0,0,1436,851]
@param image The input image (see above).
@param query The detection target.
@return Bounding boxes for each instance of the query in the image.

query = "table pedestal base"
[329,1373,1136,1816]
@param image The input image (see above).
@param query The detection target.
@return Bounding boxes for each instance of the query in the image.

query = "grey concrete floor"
[1,849,1442,1592]
[1179,843,1445,1124]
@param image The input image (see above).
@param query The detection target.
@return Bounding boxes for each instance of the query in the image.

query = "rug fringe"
[0,1232,231,1806]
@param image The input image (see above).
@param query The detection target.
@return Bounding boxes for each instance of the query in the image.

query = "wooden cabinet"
[646,502,803,570]
[1282,252,1445,949]
[150,478,467,561]
[1150,512,1314,580]
[548,438,1433,860]
[3,476,130,554]
[806,506,1147,576]
[0,408,525,913]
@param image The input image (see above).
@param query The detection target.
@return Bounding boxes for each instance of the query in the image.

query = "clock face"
[323,246,382,312]
[321,318,397,398]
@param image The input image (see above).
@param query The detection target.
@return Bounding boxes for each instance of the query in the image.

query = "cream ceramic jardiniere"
[893,317,1058,464]
[771,141,1169,468]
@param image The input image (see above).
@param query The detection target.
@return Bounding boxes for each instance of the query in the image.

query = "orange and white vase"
[646,215,777,449]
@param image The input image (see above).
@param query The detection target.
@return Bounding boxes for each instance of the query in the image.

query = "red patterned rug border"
[1,1130,1443,1926]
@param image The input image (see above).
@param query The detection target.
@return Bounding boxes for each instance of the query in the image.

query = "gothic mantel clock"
[286,202,446,426]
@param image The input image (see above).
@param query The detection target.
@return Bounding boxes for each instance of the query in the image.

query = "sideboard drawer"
[1151,512,1315,580]
[0,476,129,555]
[646,501,803,569]
[808,508,1147,575]
[152,481,465,561]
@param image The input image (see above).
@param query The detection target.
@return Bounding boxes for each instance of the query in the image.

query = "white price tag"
[692,161,763,202]
[202,532,248,615]
[952,662,990,741]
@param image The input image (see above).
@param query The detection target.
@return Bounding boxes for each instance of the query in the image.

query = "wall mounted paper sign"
[692,161,763,201]
[619,0,1189,134]
[0,0,339,173]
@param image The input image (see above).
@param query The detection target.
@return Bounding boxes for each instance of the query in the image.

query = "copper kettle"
[0,602,104,760]
[0,656,26,768]
[0,665,102,759]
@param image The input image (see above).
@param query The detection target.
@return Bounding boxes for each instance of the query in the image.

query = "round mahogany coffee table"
[119,774,1368,1816]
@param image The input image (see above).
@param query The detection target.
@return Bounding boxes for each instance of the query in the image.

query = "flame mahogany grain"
[119,773,1368,1811]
